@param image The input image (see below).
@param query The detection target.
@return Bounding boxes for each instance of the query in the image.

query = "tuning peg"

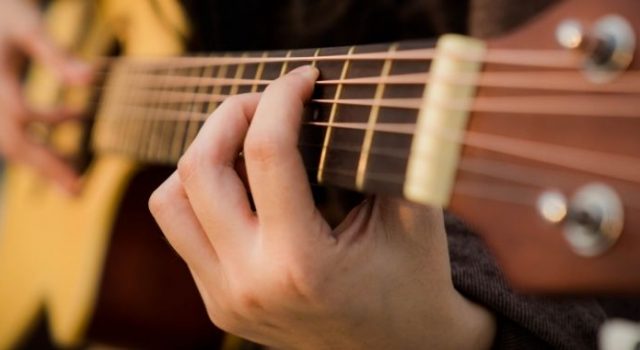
[537,184,623,257]
[555,15,635,82]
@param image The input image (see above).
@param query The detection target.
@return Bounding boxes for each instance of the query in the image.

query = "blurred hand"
[150,66,496,349]
[0,0,91,193]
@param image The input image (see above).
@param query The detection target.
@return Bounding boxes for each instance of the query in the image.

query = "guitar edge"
[0,0,189,348]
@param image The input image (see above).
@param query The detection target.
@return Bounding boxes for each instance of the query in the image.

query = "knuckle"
[148,186,170,217]
[244,132,282,166]
[207,308,240,334]
[176,149,200,184]
[233,287,265,315]
[207,295,245,334]
[274,258,326,302]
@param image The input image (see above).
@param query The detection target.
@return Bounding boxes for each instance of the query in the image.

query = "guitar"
[1,0,639,348]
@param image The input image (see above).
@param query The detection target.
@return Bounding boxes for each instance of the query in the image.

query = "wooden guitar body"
[0,157,135,347]
[0,1,219,348]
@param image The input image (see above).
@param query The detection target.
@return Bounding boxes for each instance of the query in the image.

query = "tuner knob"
[537,184,624,257]
[556,15,636,83]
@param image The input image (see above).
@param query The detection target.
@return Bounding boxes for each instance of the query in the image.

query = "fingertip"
[288,65,319,81]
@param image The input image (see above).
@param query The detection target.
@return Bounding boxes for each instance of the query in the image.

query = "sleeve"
[444,212,608,350]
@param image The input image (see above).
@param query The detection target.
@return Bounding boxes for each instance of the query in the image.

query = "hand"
[0,0,91,193]
[150,66,496,349]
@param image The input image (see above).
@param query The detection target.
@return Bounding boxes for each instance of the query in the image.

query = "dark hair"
[180,0,469,52]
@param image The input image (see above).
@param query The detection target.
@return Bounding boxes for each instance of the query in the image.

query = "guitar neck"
[92,36,485,204]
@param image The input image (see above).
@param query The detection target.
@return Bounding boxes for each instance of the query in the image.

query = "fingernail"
[289,65,319,80]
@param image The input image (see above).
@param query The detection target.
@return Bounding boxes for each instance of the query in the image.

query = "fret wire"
[147,67,174,162]
[135,66,154,160]
[132,68,151,157]
[279,50,293,76]
[182,63,213,158]
[252,52,268,93]
[153,68,179,161]
[356,43,398,189]
[167,65,196,161]
[122,64,140,155]
[229,53,248,96]
[156,67,178,162]
[100,64,118,154]
[184,56,227,155]
[112,65,133,154]
[310,48,321,68]
[103,68,120,153]
[107,68,126,153]
[113,68,126,152]
[210,54,230,111]
[317,46,356,183]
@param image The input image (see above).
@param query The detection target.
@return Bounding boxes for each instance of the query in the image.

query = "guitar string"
[296,151,640,210]
[93,70,640,94]
[298,142,640,209]
[86,47,640,198]
[96,137,640,211]
[94,104,640,186]
[89,47,581,69]
[101,90,640,119]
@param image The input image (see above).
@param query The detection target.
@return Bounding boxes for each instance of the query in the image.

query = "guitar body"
[0,1,220,348]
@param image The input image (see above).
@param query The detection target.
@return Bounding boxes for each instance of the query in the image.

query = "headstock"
[449,0,640,293]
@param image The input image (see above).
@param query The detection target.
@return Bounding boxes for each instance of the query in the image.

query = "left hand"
[150,66,495,349]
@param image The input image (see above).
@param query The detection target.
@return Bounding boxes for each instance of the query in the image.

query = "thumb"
[15,24,92,85]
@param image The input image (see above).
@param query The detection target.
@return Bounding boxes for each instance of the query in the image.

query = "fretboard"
[92,39,447,197]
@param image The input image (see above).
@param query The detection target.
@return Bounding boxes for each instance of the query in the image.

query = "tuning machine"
[537,183,624,257]
[556,15,636,82]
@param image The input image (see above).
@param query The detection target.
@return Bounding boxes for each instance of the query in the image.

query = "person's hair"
[180,0,469,51]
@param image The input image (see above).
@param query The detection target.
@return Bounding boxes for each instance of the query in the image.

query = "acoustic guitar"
[1,0,639,348]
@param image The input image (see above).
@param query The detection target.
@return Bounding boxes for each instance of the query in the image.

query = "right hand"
[0,0,91,193]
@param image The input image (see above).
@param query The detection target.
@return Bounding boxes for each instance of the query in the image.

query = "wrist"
[445,290,496,349]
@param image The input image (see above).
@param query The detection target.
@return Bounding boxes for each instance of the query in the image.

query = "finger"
[0,55,84,123]
[178,93,260,248]
[15,24,92,84]
[17,138,79,194]
[26,106,84,123]
[0,70,26,115]
[149,172,219,276]
[244,66,325,234]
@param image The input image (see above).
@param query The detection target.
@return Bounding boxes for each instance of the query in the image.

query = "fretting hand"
[0,0,91,193]
[150,66,496,349]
